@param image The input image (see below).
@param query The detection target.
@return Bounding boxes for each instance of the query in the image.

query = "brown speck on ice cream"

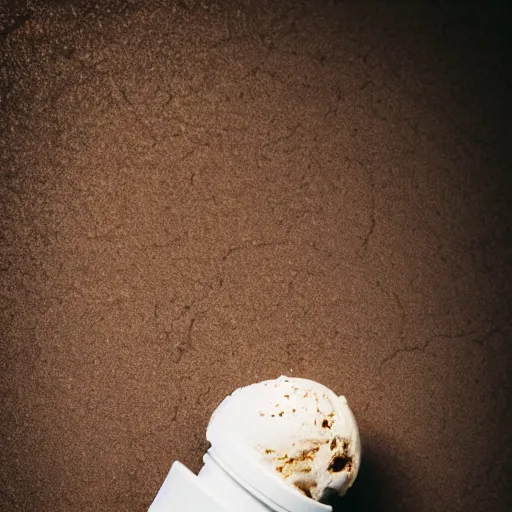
[294,480,317,499]
[328,455,351,473]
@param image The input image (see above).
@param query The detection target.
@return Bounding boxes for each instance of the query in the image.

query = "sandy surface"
[1,1,511,511]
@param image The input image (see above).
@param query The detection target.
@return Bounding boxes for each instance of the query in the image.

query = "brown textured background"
[1,1,511,511]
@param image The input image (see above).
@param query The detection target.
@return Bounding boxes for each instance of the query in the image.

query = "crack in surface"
[434,325,507,347]
[358,165,376,255]
[161,315,197,364]
[378,335,434,374]
[376,280,406,342]
[261,123,302,152]
[323,86,344,119]
[378,323,507,375]
[195,384,212,406]
[470,325,505,346]
[392,290,406,342]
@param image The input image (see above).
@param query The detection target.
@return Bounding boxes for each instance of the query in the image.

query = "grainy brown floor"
[1,1,511,511]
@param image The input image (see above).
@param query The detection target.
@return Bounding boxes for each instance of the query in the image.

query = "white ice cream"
[207,376,361,502]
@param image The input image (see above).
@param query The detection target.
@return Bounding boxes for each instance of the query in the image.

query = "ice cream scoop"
[149,376,361,512]
[207,376,361,501]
